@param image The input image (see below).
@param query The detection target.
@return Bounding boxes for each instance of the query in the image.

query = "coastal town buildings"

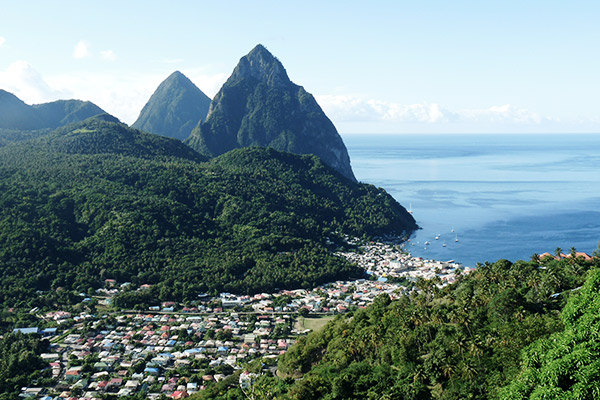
[16,240,472,398]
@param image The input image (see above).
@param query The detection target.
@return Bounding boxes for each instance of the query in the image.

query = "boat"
[442,242,447,247]
[455,235,459,242]
[408,203,413,214]
[435,234,440,240]
[424,241,430,245]
[451,228,455,233]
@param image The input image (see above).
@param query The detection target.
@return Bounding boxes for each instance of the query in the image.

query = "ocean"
[343,134,600,267]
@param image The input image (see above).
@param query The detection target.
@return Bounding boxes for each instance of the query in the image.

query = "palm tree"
[570,246,577,258]
[461,362,477,381]
[555,247,563,259]
[442,363,455,379]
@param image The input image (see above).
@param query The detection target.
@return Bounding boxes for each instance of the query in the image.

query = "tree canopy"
[0,118,416,308]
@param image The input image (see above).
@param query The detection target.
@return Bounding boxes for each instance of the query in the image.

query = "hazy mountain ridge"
[0,89,107,131]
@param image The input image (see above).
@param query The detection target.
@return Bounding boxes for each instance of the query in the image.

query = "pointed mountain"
[0,89,109,130]
[185,44,356,181]
[132,71,211,141]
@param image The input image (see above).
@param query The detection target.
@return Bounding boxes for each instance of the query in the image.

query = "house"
[12,327,39,335]
[20,387,45,397]
[41,327,58,336]
[108,377,123,389]
[125,380,140,390]
[65,366,83,382]
[239,371,258,389]
[94,361,110,371]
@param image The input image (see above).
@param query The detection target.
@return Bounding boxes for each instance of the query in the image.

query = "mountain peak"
[132,71,211,141]
[231,44,290,87]
[186,45,357,181]
[165,70,189,84]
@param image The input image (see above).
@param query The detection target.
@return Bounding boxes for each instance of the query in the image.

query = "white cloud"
[0,37,5,47]
[316,95,453,124]
[0,61,66,104]
[100,50,117,61]
[316,95,556,127]
[73,40,90,59]
[370,100,450,123]
[3,61,592,133]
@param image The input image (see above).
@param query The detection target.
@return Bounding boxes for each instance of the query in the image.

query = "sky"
[0,0,599,134]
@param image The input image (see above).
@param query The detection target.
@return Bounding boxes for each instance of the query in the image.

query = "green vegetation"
[0,333,49,399]
[190,255,600,399]
[0,128,51,147]
[186,44,356,181]
[0,117,415,310]
[132,71,211,141]
[500,268,600,399]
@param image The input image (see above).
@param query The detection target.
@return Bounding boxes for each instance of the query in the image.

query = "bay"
[343,133,600,266]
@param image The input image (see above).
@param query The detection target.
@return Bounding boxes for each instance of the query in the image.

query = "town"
[14,240,471,399]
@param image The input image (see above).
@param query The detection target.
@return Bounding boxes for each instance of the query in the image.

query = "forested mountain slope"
[0,118,416,308]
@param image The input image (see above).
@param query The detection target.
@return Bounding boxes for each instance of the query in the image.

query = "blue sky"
[1,0,599,133]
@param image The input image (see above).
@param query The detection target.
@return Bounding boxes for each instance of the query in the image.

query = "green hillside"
[193,255,600,400]
[0,118,416,308]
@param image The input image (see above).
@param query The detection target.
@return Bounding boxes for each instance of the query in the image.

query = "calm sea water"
[343,134,600,266]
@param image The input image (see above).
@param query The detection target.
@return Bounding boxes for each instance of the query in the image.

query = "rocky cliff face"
[132,71,211,141]
[185,45,356,181]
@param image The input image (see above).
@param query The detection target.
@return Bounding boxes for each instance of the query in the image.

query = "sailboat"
[408,203,413,214]
[455,234,459,243]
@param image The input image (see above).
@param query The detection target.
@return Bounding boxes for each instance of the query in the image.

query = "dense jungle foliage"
[0,118,416,309]
[189,254,600,400]
[0,333,49,399]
